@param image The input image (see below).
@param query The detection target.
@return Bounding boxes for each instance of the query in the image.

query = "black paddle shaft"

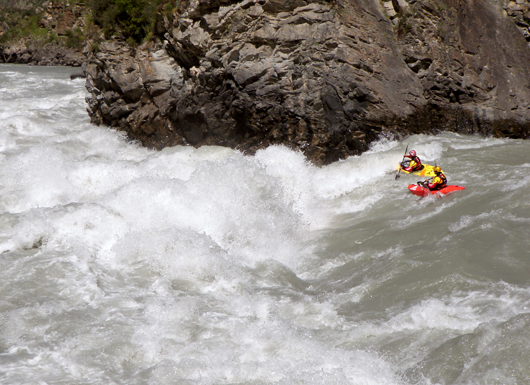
[395,145,408,180]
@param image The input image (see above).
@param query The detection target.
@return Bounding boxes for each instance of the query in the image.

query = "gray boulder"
[85,0,530,164]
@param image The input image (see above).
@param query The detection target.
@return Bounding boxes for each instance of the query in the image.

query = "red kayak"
[408,184,465,197]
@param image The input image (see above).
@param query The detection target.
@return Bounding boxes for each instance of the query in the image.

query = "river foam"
[1,64,530,385]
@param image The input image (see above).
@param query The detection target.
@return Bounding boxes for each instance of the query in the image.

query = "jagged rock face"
[0,40,85,66]
[85,0,530,165]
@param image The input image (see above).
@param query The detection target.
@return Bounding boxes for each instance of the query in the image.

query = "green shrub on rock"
[86,0,173,44]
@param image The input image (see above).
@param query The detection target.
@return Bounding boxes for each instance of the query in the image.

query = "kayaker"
[422,166,447,191]
[401,150,423,172]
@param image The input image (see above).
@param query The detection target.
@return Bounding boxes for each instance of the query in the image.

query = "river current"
[1,64,529,385]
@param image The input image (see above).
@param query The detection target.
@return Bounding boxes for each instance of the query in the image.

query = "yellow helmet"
[433,166,441,173]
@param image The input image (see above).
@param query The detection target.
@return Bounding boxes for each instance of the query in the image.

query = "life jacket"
[432,173,447,190]
[409,156,423,171]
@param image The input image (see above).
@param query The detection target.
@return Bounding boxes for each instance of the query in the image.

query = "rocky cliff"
[83,0,530,163]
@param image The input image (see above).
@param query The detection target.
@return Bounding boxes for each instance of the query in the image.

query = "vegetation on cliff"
[0,0,86,49]
[0,0,175,49]
[86,0,174,45]
[0,3,45,44]
[0,0,176,65]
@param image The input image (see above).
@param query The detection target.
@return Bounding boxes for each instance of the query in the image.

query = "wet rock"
[70,71,85,80]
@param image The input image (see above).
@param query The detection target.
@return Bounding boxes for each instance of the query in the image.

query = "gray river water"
[1,64,529,384]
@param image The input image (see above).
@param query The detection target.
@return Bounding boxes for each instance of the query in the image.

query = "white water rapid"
[1,64,530,385]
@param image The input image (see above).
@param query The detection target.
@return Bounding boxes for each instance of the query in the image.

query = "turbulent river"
[1,64,529,385]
